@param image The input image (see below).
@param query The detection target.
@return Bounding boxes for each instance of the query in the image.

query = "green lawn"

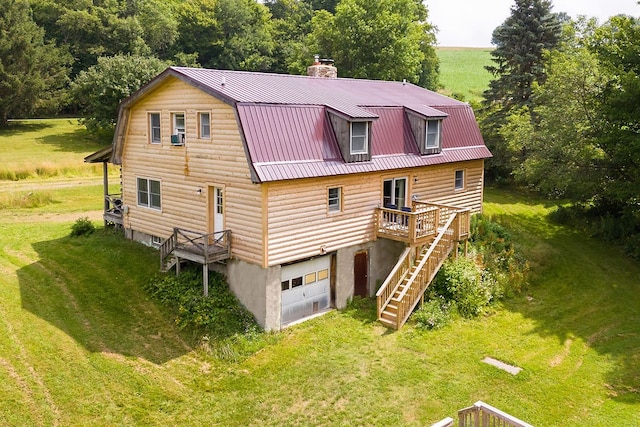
[1,122,639,425]
[437,47,493,104]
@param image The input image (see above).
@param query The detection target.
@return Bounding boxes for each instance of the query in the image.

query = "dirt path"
[0,176,105,192]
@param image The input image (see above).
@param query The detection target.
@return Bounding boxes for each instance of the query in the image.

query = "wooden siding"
[121,77,264,265]
[264,159,484,266]
[407,111,425,152]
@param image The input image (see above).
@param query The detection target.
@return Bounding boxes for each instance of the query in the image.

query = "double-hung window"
[149,113,161,144]
[350,122,368,155]
[426,119,441,150]
[199,112,211,139]
[454,170,465,190]
[137,178,161,210]
[172,112,185,144]
[328,187,342,212]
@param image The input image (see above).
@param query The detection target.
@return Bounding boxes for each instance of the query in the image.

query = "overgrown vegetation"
[415,214,528,330]
[145,267,260,337]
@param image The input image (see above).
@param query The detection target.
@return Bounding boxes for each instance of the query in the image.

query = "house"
[86,60,491,331]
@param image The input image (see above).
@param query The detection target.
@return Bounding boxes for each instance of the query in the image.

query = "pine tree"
[480,0,563,180]
[0,0,70,126]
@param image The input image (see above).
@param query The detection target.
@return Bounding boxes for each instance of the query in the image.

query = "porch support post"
[203,263,209,297]
[103,162,109,226]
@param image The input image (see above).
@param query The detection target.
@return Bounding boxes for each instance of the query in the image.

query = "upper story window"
[199,112,211,139]
[426,119,441,150]
[149,113,161,144]
[171,112,185,145]
[137,177,161,210]
[455,169,465,190]
[328,187,342,212]
[350,122,368,155]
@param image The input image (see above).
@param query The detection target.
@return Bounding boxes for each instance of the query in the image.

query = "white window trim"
[137,177,162,210]
[328,187,342,213]
[199,112,211,139]
[350,121,368,155]
[383,177,409,209]
[426,119,441,149]
[149,112,161,144]
[171,112,186,145]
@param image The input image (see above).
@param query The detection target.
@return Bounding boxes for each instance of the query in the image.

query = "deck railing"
[174,228,231,262]
[457,401,533,427]
[103,193,124,225]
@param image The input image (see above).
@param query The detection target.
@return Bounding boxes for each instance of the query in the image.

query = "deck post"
[203,264,209,297]
[102,162,109,226]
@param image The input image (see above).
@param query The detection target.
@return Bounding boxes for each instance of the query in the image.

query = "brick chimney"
[307,54,337,78]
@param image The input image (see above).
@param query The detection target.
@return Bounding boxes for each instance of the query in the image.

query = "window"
[216,187,223,214]
[199,112,211,139]
[137,178,161,210]
[328,187,341,212]
[426,119,441,149]
[149,113,161,144]
[151,235,162,246]
[455,170,464,190]
[350,122,368,154]
[383,177,408,209]
[172,112,185,144]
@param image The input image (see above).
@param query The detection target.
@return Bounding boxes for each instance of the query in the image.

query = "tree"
[175,0,274,71]
[265,0,313,74]
[0,0,70,126]
[305,0,439,88]
[480,0,563,181]
[71,54,168,139]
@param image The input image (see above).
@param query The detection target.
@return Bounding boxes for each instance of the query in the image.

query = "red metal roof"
[114,67,491,180]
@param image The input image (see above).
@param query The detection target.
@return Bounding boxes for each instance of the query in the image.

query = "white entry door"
[281,256,331,325]
[209,186,224,234]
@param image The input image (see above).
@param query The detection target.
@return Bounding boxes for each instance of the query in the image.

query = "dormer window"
[350,122,368,155]
[426,119,441,150]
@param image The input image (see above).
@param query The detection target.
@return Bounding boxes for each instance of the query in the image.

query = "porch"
[103,193,124,226]
[376,201,470,246]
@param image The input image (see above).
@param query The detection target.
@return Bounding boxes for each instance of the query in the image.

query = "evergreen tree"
[0,0,70,126]
[480,0,563,180]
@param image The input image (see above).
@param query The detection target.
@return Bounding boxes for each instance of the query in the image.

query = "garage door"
[281,256,331,325]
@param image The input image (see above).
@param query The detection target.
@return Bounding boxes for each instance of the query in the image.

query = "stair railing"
[376,246,413,319]
[394,213,459,329]
[457,401,533,427]
[159,229,178,269]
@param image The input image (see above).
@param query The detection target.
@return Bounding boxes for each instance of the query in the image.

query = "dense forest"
[1,0,638,256]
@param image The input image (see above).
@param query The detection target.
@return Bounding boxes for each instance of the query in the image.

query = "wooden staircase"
[376,211,463,329]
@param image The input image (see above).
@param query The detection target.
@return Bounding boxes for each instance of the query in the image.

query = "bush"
[70,217,96,237]
[145,267,260,339]
[413,298,453,330]
[430,257,493,318]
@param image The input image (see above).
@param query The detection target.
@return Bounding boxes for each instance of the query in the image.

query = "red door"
[354,251,369,297]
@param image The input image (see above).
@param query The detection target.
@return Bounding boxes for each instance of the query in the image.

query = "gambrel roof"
[111,67,491,182]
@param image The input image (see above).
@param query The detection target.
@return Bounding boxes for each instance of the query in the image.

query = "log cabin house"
[85,60,491,331]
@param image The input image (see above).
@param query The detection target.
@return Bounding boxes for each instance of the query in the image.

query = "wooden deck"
[376,201,470,246]
[103,194,124,226]
[161,228,231,267]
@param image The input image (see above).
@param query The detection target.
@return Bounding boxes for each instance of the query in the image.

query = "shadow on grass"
[38,127,106,154]
[17,230,194,365]
[0,121,51,135]
[491,208,640,405]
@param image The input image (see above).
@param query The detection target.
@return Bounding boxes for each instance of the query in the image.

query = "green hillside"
[437,47,493,104]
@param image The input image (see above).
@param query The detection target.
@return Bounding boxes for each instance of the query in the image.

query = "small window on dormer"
[350,122,368,154]
[426,119,441,149]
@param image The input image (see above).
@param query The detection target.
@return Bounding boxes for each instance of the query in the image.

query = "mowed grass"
[1,182,639,424]
[0,119,107,180]
[437,47,493,104]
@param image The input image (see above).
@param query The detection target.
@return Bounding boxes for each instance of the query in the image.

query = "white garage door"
[281,256,331,325]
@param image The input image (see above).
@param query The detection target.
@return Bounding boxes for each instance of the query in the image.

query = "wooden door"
[209,186,224,234]
[354,251,369,297]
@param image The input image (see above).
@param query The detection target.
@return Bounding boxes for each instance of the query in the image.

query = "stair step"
[378,317,398,329]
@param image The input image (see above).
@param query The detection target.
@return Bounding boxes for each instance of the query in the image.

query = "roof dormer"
[327,108,376,163]
[405,105,448,155]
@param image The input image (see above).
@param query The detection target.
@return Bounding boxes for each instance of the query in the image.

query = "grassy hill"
[437,47,493,104]
[1,121,639,425]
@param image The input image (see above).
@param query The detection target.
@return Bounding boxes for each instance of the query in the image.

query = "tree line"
[481,0,640,258]
[0,0,438,132]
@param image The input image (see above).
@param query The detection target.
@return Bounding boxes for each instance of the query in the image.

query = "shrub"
[70,217,96,237]
[413,298,453,330]
[145,267,260,339]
